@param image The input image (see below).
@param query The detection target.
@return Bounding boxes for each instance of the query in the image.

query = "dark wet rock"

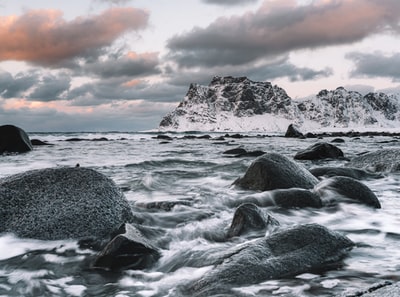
[332,138,345,143]
[347,148,400,172]
[92,137,109,141]
[185,224,353,296]
[285,124,304,138]
[310,167,383,180]
[234,153,319,191]
[197,134,211,139]
[65,137,84,141]
[227,203,279,238]
[315,176,381,208]
[223,147,247,155]
[305,132,318,138]
[0,124,33,154]
[234,150,266,158]
[154,135,173,141]
[227,133,244,139]
[272,188,322,208]
[0,167,133,240]
[294,142,344,160]
[30,139,53,146]
[92,223,160,271]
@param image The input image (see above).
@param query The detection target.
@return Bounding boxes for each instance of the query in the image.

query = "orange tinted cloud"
[0,8,149,66]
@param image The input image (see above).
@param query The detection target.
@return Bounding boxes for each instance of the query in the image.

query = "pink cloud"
[0,8,149,66]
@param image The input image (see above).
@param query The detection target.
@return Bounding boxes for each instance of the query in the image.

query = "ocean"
[0,131,399,296]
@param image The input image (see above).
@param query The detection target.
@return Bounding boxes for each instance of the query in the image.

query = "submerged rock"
[0,124,33,154]
[0,167,133,240]
[294,142,344,160]
[315,176,381,208]
[227,203,279,238]
[234,188,322,209]
[93,223,160,271]
[234,153,319,191]
[185,224,353,296]
[347,148,400,172]
[271,188,322,208]
[310,166,383,180]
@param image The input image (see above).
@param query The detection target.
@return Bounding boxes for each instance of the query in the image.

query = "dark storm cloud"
[0,7,149,67]
[67,77,185,105]
[83,52,161,78]
[0,70,39,98]
[202,0,258,6]
[347,52,400,81]
[28,73,72,101]
[166,58,333,87]
[167,0,400,68]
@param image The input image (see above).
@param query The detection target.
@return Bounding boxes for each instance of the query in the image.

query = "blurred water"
[0,132,399,296]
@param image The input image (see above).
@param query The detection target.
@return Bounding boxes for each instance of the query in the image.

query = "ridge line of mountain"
[159,76,400,132]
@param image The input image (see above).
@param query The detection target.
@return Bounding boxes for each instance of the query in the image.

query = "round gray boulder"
[0,167,133,240]
[315,176,381,208]
[185,224,353,296]
[347,148,400,172]
[294,142,344,160]
[234,153,319,191]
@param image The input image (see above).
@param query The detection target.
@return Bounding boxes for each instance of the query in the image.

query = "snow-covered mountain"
[159,76,400,132]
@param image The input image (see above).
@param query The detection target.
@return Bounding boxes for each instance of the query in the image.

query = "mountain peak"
[159,77,400,132]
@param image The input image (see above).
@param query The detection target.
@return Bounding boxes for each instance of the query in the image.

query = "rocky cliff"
[159,76,400,132]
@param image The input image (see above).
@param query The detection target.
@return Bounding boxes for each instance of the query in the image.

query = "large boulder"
[294,142,344,160]
[0,124,33,154]
[234,153,319,191]
[185,224,353,296]
[0,167,133,240]
[93,223,160,270]
[315,176,381,208]
[347,149,400,172]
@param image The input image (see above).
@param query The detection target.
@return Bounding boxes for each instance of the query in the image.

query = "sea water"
[0,132,399,296]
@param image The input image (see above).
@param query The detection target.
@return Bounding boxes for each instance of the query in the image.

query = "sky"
[1,0,400,132]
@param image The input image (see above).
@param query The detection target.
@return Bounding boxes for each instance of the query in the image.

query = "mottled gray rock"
[0,167,133,240]
[340,281,396,297]
[358,282,400,297]
[347,149,400,172]
[310,167,383,180]
[185,224,353,296]
[227,203,278,238]
[234,153,319,191]
[272,188,322,208]
[93,223,160,270]
[294,142,344,160]
[0,124,33,154]
[315,176,381,208]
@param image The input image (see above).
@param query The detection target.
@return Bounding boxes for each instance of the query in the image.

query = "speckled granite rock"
[0,167,133,240]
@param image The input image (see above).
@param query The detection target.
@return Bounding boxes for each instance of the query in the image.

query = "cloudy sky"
[1,0,400,131]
